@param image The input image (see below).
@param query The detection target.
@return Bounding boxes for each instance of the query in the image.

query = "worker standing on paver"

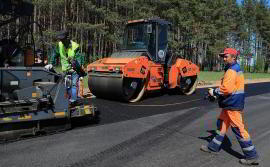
[45,30,85,106]
[200,48,259,166]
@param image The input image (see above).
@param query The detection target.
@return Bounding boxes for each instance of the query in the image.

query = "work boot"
[239,157,259,166]
[200,145,219,155]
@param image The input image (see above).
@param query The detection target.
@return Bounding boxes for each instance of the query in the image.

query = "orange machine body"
[87,56,199,91]
[87,18,200,102]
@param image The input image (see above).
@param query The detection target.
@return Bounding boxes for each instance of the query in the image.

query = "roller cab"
[87,18,199,102]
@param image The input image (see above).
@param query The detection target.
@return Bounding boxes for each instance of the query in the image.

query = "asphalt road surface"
[1,82,270,167]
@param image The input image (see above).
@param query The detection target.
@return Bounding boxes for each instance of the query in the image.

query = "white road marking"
[121,98,202,107]
[254,129,270,142]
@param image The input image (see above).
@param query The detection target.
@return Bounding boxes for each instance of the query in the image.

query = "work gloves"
[207,88,217,102]
[45,64,53,70]
[208,88,215,97]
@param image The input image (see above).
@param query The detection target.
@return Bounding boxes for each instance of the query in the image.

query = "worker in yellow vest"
[45,30,84,106]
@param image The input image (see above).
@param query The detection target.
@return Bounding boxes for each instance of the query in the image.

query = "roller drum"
[88,75,145,102]
[88,76,124,100]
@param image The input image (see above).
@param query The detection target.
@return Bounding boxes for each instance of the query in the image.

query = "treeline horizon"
[1,0,270,72]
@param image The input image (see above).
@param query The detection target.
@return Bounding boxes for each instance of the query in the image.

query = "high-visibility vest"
[58,40,79,72]
[217,62,245,110]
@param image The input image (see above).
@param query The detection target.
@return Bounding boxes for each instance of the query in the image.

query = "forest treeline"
[2,0,270,72]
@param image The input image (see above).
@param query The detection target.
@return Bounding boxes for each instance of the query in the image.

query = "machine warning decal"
[27,71,32,77]
[182,67,187,73]
[151,76,157,82]
[18,115,32,120]
[10,81,19,86]
[140,66,146,74]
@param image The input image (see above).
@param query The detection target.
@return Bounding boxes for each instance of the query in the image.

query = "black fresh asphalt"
[0,82,269,167]
[93,82,270,125]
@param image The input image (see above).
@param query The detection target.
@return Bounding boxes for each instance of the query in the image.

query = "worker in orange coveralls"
[200,48,259,166]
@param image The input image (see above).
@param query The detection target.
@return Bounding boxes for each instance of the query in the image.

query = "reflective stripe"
[32,92,37,98]
[213,138,222,145]
[237,71,243,75]
[239,138,251,142]
[18,115,32,120]
[215,88,223,95]
[84,105,92,115]
[54,112,66,117]
[215,130,225,136]
[2,117,12,121]
[232,90,244,95]
[243,145,255,152]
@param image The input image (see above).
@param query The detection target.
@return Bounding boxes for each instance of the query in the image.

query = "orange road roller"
[87,18,200,102]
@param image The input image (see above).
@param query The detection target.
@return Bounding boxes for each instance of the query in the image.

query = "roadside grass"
[83,71,270,88]
[199,71,270,82]
[55,66,270,88]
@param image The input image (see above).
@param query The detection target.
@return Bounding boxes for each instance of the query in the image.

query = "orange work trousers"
[218,109,250,139]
